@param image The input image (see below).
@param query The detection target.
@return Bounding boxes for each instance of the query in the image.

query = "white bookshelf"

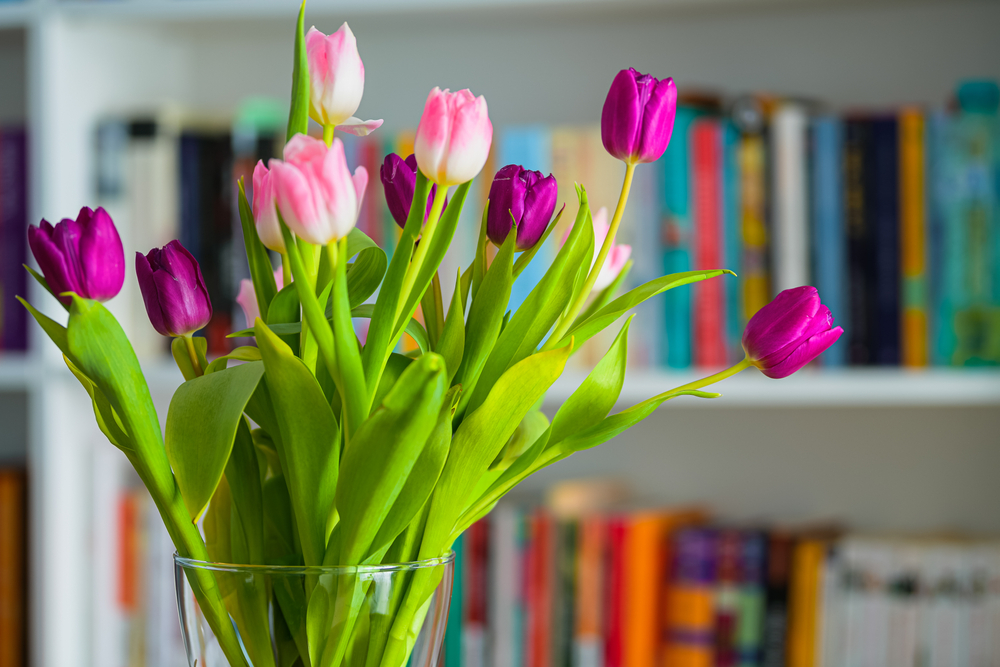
[2,0,1000,665]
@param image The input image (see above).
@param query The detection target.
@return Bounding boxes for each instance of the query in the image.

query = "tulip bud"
[136,240,213,337]
[591,207,631,290]
[601,68,677,164]
[414,87,493,186]
[306,24,383,136]
[380,153,444,229]
[252,160,284,252]
[236,268,285,328]
[742,286,844,379]
[270,134,368,245]
[27,206,125,305]
[487,164,558,250]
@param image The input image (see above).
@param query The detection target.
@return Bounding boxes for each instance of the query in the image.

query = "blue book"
[0,126,28,351]
[443,533,464,667]
[926,111,952,365]
[661,107,700,369]
[499,126,553,313]
[721,120,743,363]
[869,117,901,366]
[811,117,847,366]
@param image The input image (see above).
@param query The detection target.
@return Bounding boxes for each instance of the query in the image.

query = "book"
[735,531,767,667]
[722,121,744,363]
[444,532,465,667]
[810,116,847,366]
[691,119,726,368]
[844,118,874,365]
[463,519,489,667]
[869,116,902,366]
[604,516,627,667]
[574,515,605,667]
[525,511,553,667]
[0,126,28,352]
[761,531,793,667]
[899,109,929,367]
[0,468,26,667]
[739,131,771,324]
[771,103,811,294]
[490,505,523,667]
[552,519,577,667]
[663,527,716,667]
[785,539,826,667]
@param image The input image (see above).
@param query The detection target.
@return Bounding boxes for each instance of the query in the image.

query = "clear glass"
[174,552,454,667]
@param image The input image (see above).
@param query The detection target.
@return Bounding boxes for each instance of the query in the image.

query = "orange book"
[899,109,928,367]
[574,515,606,662]
[785,539,827,667]
[0,470,26,667]
[662,525,717,667]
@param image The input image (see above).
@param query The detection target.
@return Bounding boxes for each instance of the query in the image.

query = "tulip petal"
[78,207,125,301]
[414,87,453,183]
[601,69,641,161]
[28,221,78,303]
[236,279,260,328]
[352,166,368,218]
[136,251,169,336]
[337,117,384,136]
[761,326,844,379]
[635,76,677,163]
[743,286,822,363]
[443,92,492,186]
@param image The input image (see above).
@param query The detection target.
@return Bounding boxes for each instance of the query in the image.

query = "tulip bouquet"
[19,5,842,667]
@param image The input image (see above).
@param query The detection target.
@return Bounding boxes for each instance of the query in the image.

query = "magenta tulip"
[305,24,382,135]
[269,134,368,245]
[136,240,212,337]
[414,87,492,186]
[27,206,125,305]
[252,160,284,252]
[487,164,558,250]
[380,153,445,229]
[601,68,677,164]
[743,286,844,379]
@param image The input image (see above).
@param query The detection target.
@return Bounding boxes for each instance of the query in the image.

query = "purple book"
[0,126,28,351]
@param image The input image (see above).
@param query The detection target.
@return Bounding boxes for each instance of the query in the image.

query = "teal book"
[722,120,743,363]
[927,110,952,366]
[661,106,701,369]
[443,533,465,667]
[499,126,553,313]
[811,117,847,366]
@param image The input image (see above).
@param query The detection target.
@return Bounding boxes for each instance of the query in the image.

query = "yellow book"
[786,539,826,667]
[899,109,928,366]
[740,134,770,319]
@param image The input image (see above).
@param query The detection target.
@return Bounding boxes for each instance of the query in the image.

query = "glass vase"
[174,553,454,667]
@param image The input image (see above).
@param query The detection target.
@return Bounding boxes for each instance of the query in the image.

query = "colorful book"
[926,110,953,366]
[490,505,524,667]
[713,530,742,667]
[739,131,771,323]
[761,531,793,667]
[899,109,929,367]
[810,116,847,366]
[552,519,577,667]
[525,511,553,667]
[0,468,26,667]
[785,539,826,667]
[0,126,28,352]
[736,531,767,667]
[772,102,811,294]
[722,121,744,363]
[691,119,726,368]
[444,532,464,667]
[663,527,716,667]
[463,519,489,667]
[869,116,902,366]
[574,515,605,667]
[844,119,874,365]
[604,517,627,667]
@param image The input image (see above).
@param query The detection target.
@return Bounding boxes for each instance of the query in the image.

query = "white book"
[819,543,848,667]
[924,545,962,667]
[490,504,521,667]
[885,542,920,667]
[770,102,810,293]
[963,544,992,667]
[842,538,891,667]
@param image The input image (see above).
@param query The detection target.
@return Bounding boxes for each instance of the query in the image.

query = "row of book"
[0,126,27,354]
[446,502,1000,667]
[0,467,27,667]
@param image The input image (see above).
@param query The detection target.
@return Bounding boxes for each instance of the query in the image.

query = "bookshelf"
[0,0,999,665]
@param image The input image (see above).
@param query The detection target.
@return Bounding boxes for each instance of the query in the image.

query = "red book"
[604,517,628,667]
[691,120,726,368]
[525,511,554,667]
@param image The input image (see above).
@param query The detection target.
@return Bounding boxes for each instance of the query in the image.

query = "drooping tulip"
[306,24,383,135]
[236,268,285,328]
[591,207,632,290]
[136,240,213,337]
[486,164,558,250]
[269,134,368,245]
[742,286,844,379]
[380,153,444,229]
[601,68,677,164]
[252,160,284,252]
[27,206,125,305]
[414,87,492,186]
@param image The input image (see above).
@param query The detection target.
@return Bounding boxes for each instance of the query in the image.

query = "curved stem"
[280,250,292,289]
[548,161,636,347]
[669,357,753,394]
[394,185,449,325]
[324,123,335,146]
[183,335,204,377]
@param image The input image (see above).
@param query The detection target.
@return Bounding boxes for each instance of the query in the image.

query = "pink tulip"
[252,160,284,252]
[743,286,844,378]
[591,207,631,290]
[269,134,368,245]
[236,268,285,328]
[414,87,493,186]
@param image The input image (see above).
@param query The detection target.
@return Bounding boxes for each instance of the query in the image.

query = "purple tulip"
[27,206,125,305]
[743,286,844,379]
[135,240,213,337]
[487,165,558,250]
[380,153,443,229]
[601,68,677,164]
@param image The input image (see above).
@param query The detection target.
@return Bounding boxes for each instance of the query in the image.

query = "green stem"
[669,357,753,393]
[183,335,204,377]
[281,250,292,289]
[548,162,636,347]
[324,123,335,146]
[394,185,449,326]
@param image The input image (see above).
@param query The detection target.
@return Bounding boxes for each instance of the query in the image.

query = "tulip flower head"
[414,87,493,186]
[252,160,284,252]
[236,268,285,328]
[487,164,558,251]
[380,153,444,229]
[743,286,844,379]
[601,68,677,165]
[305,23,383,138]
[591,207,632,290]
[27,206,125,305]
[269,134,368,246]
[136,240,213,338]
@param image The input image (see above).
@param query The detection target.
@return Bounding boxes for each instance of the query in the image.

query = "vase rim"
[173,550,455,575]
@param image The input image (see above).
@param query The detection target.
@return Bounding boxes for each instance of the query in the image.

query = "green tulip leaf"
[226,418,264,563]
[255,319,340,566]
[203,476,233,565]
[205,346,263,374]
[489,409,550,472]
[17,295,69,356]
[237,179,278,319]
[262,475,298,565]
[63,354,132,452]
[267,283,302,354]
[286,0,309,141]
[164,361,265,522]
[436,269,466,384]
[370,353,413,415]
[345,229,387,309]
[22,265,67,311]
[571,258,634,329]
[330,238,368,441]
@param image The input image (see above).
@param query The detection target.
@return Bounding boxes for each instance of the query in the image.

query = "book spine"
[604,517,627,667]
[463,519,490,667]
[735,532,766,667]
[811,117,847,366]
[926,111,952,366]
[714,530,742,667]
[740,133,771,322]
[663,527,716,667]
[771,103,811,294]
[662,108,699,369]
[0,127,28,351]
[785,540,825,667]
[444,533,465,667]
[761,533,792,667]
[845,119,874,365]
[692,119,726,368]
[575,516,605,667]
[526,511,553,667]
[899,109,929,367]
[722,121,744,363]
[624,515,664,667]
[552,520,577,667]
[0,469,27,667]
[491,506,520,667]
[869,117,902,365]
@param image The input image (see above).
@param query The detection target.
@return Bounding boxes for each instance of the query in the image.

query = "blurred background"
[1,0,1000,665]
